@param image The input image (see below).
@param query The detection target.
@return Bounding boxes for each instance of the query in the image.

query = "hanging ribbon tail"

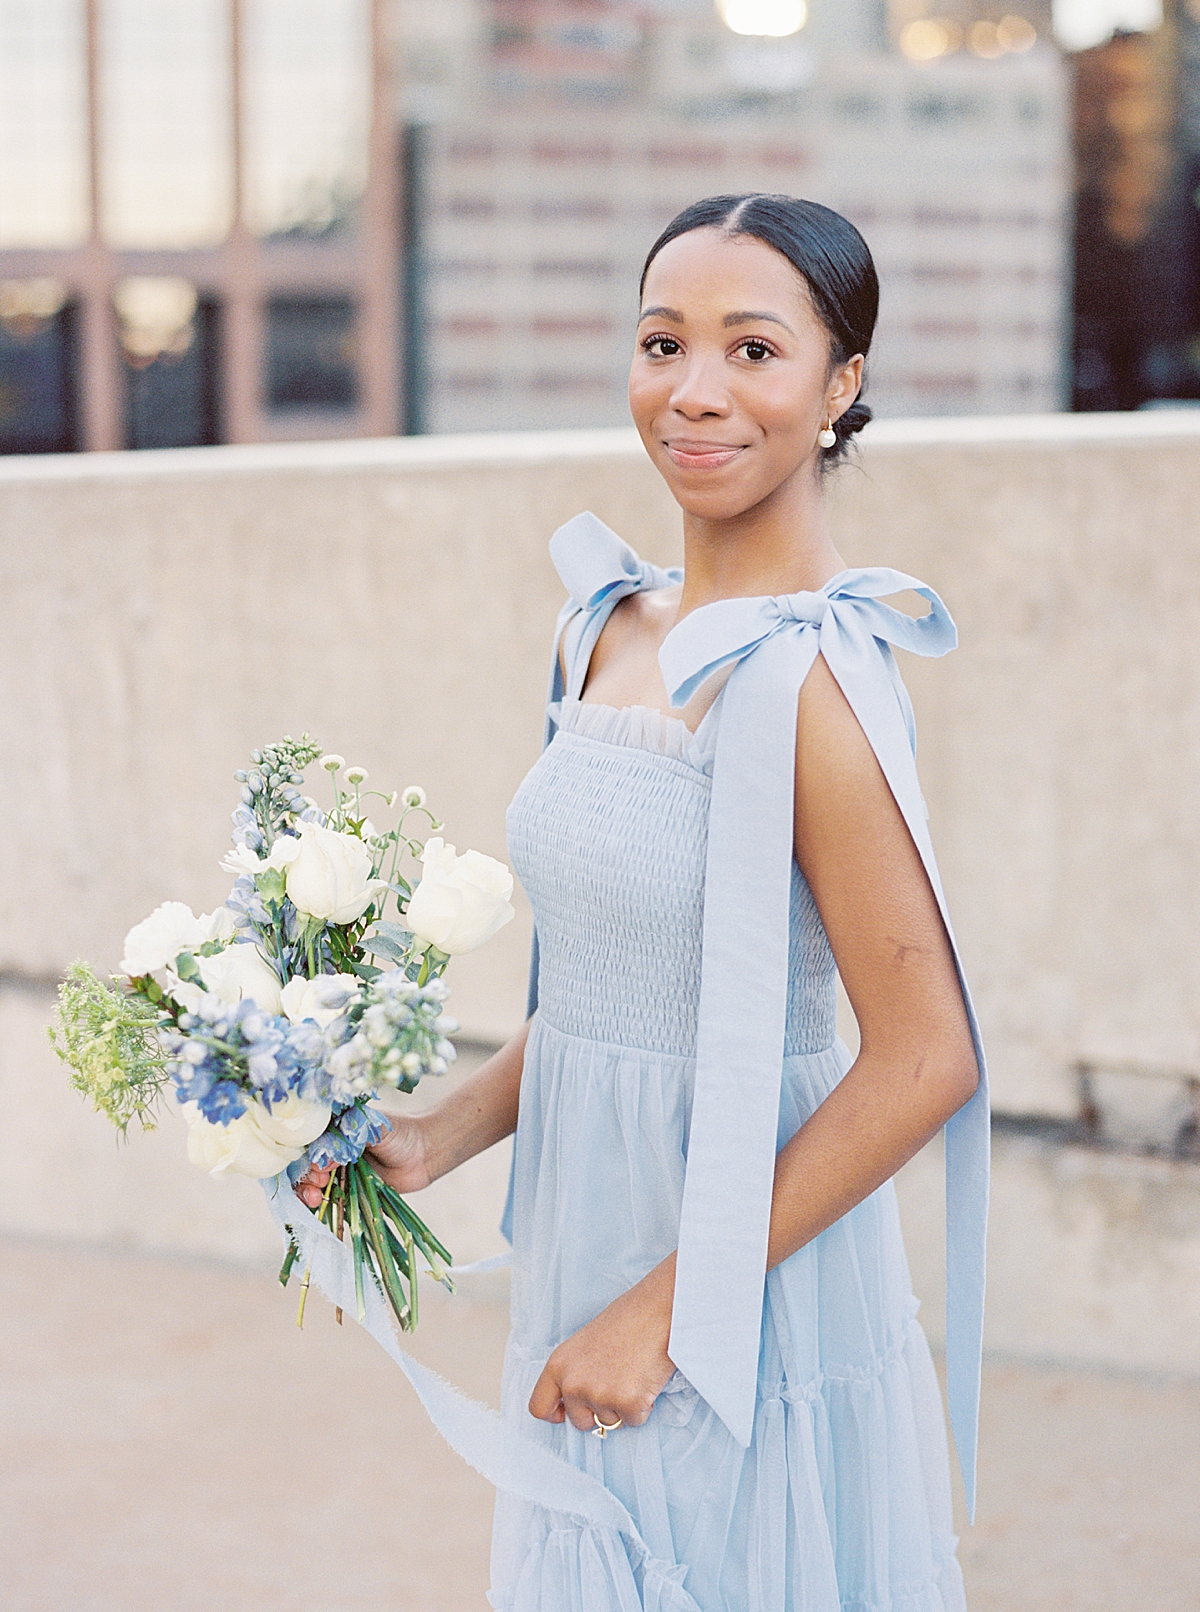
[817,604,989,1524]
[666,627,822,1446]
[659,570,986,1514]
[261,1178,704,1602]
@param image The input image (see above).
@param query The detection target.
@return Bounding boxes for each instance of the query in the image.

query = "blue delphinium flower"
[318,970,457,1104]
[338,1101,391,1151]
[304,1101,390,1168]
[161,993,329,1124]
[225,874,271,932]
[230,803,263,852]
[308,1127,362,1168]
[203,1079,249,1124]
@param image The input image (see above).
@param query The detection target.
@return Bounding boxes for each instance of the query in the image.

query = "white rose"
[220,836,302,878]
[203,906,238,945]
[120,901,209,976]
[280,972,361,1028]
[168,942,283,1016]
[121,903,239,979]
[183,1092,331,1179]
[284,821,389,925]
[405,837,516,956]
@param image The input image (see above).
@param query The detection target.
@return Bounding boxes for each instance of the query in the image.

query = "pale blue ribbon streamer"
[260,1178,702,1606]
[544,511,990,1520]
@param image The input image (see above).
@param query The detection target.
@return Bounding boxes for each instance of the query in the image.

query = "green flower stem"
[381,1217,414,1282]
[348,1177,367,1324]
[296,1170,337,1328]
[278,1236,301,1287]
[355,1164,412,1330]
[405,1223,418,1329]
[377,1179,453,1269]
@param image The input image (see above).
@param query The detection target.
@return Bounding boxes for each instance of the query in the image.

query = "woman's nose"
[669,353,730,419]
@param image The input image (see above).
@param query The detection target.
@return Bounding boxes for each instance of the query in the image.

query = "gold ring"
[591,1411,623,1439]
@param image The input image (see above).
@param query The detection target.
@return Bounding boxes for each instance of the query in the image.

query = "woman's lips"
[664,440,746,470]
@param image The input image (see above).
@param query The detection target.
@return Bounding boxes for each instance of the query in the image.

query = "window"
[0,0,89,249]
[265,294,358,410]
[0,279,78,453]
[115,276,221,449]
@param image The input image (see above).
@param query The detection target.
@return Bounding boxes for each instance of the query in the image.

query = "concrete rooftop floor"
[3,1234,1199,1612]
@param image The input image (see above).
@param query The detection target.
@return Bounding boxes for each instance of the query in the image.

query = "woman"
[297,193,989,1611]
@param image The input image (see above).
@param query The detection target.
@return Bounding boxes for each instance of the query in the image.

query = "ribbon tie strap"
[549,511,683,706]
[541,515,990,1522]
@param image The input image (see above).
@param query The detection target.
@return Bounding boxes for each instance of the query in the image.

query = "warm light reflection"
[715,0,808,39]
[969,19,1005,55]
[997,14,1038,50]
[0,278,69,332]
[899,12,1037,60]
[898,17,961,59]
[113,277,198,365]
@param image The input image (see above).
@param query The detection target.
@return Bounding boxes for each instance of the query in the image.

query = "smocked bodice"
[506,695,837,1059]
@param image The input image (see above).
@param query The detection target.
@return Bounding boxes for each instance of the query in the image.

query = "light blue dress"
[488,513,990,1612]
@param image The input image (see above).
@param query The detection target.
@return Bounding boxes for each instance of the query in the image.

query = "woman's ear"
[828,354,865,421]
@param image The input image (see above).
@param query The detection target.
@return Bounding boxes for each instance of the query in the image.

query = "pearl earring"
[817,419,837,449]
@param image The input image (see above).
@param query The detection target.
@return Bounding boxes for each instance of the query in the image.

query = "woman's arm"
[527,655,977,1432]
[293,1018,529,1208]
[767,652,979,1264]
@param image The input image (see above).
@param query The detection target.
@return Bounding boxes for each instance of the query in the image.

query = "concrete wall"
[4,413,1200,1373]
[4,412,1199,1110]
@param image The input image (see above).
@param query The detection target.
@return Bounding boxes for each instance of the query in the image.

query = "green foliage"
[48,963,169,1136]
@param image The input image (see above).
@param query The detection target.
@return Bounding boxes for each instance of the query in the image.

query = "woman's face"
[628,228,863,523]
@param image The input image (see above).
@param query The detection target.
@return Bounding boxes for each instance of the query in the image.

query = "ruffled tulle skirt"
[489,1017,966,1612]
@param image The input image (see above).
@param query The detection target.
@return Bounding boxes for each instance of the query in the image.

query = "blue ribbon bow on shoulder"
[543,511,990,1520]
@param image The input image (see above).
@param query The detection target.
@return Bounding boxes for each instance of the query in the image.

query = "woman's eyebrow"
[638,305,683,323]
[723,310,795,333]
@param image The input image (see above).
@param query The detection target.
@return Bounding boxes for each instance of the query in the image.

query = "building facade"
[404,5,1069,432]
[1,0,1073,451]
[1071,0,1200,409]
[0,0,401,454]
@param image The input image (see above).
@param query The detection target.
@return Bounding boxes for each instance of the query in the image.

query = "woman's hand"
[528,1255,677,1431]
[292,1111,433,1209]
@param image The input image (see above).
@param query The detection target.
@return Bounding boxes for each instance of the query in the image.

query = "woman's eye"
[643,336,681,357]
[739,339,773,362]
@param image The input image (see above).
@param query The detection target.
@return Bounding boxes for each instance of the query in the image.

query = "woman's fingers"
[292,1163,331,1208]
[528,1366,650,1432]
[527,1367,566,1424]
[562,1393,609,1432]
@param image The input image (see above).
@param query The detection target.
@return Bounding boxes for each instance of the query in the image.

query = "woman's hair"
[639,193,879,467]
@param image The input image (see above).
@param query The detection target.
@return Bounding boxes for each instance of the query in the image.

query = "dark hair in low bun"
[639,193,879,469]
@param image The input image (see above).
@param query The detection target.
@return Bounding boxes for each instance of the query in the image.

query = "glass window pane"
[114,276,221,448]
[99,0,234,249]
[265,294,358,409]
[0,280,80,452]
[243,0,371,239]
[0,0,89,248]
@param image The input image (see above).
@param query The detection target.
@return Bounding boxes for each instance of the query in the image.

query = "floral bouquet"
[50,735,515,1333]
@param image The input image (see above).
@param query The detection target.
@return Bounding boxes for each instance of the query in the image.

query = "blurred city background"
[2,0,1200,451]
[2,4,1200,1611]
